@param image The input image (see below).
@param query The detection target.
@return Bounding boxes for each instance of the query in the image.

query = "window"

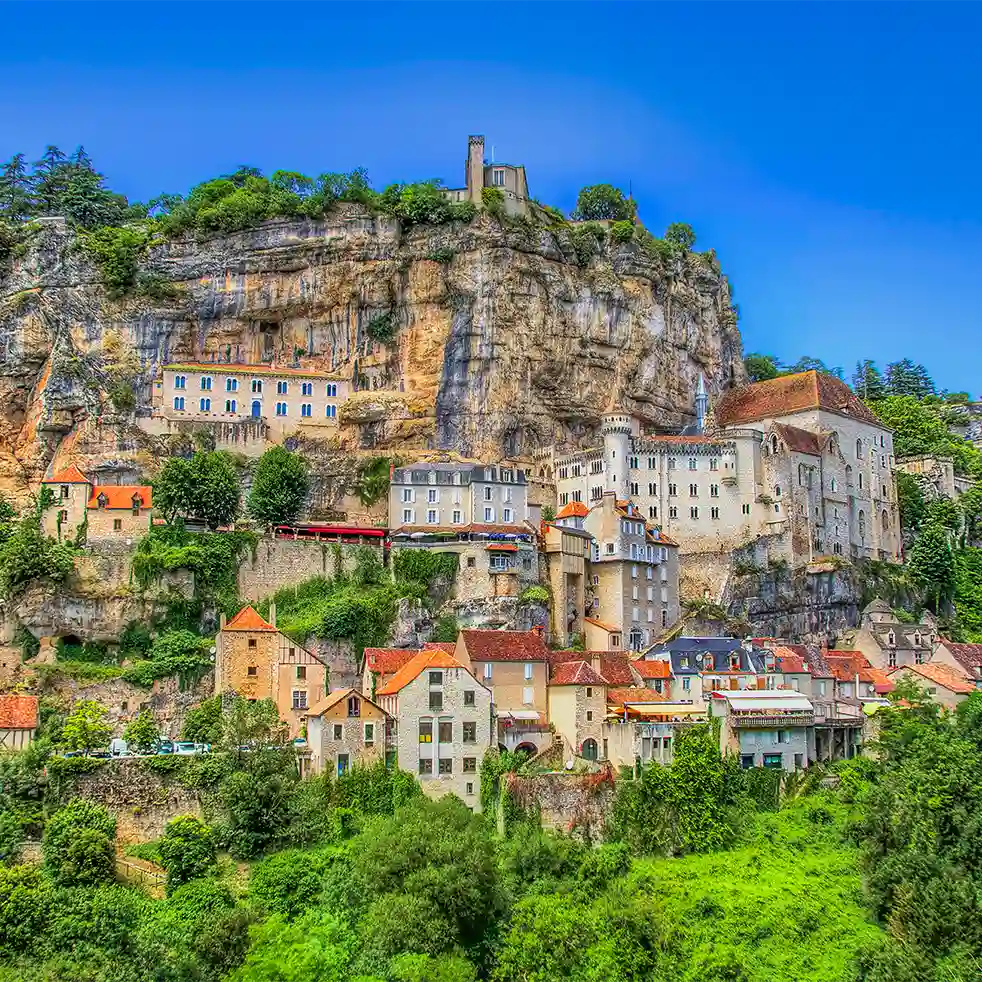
[662,609,668,627]
[429,691,443,711]
[113,518,122,531]
[347,696,360,717]
[630,482,639,496]
[462,721,477,743]
[463,757,477,773]
[277,380,288,395]
[464,690,475,706]
[200,376,212,391]
[248,639,257,649]
[326,383,337,397]
[632,565,638,579]
[226,377,238,392]
[710,484,719,497]
[325,405,336,418]
[503,507,513,523]
[709,458,718,471]
[438,721,452,743]
[174,375,186,389]
[523,686,534,704]
[483,663,492,680]
[439,758,453,774]
[251,379,262,393]
[690,506,699,519]
[333,723,343,740]
[301,403,311,417]
[742,503,751,515]
[688,458,697,470]
[466,556,476,567]
[427,509,437,524]
[856,438,863,459]
[777,730,788,744]
[246,665,257,676]
[711,507,719,519]
[301,381,312,396]
[296,666,306,680]
[452,509,462,524]
[276,402,287,416]
[888,649,897,668]
[682,676,690,691]
[763,754,783,769]
[402,508,413,524]
[668,458,677,470]
[586,710,593,722]
[669,483,677,497]
[364,722,374,745]
[774,485,782,497]
[669,506,678,519]
[292,690,308,710]
[484,507,494,522]
[418,720,433,743]
[199,397,211,411]
[492,168,505,186]
[429,671,443,686]
[689,483,698,497]
[419,759,433,775]
[225,399,237,413]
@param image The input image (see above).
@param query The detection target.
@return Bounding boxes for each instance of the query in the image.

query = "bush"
[0,512,75,599]
[182,695,223,743]
[571,184,635,222]
[481,187,505,218]
[80,225,148,298]
[158,815,216,894]
[431,615,459,644]
[247,446,310,528]
[664,222,696,252]
[427,247,455,264]
[610,220,635,243]
[43,799,116,886]
[121,629,212,687]
[249,847,334,918]
[519,585,549,605]
[366,312,395,344]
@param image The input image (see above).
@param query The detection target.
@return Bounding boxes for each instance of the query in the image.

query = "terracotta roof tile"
[87,485,152,510]
[460,630,550,663]
[550,660,606,686]
[584,617,620,633]
[43,464,89,484]
[555,501,589,519]
[224,606,278,632]
[772,646,807,673]
[772,423,823,456]
[0,695,38,730]
[606,687,667,706]
[825,651,866,681]
[376,649,465,696]
[940,640,982,676]
[890,662,976,695]
[601,653,637,686]
[861,666,896,694]
[166,362,342,380]
[364,648,418,674]
[422,642,456,654]
[714,370,880,428]
[632,658,672,680]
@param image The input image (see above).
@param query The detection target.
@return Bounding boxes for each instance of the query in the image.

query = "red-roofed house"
[216,604,327,739]
[543,503,593,647]
[361,647,419,698]
[0,695,38,750]
[42,466,153,542]
[305,688,390,777]
[889,662,977,709]
[548,658,607,761]
[934,639,982,684]
[374,649,491,806]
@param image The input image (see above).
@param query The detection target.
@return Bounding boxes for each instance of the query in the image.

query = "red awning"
[487,542,519,552]
[274,525,386,537]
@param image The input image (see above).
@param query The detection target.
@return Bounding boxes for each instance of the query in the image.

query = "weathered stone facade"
[306,688,389,776]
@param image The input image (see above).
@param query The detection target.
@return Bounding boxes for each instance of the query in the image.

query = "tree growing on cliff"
[247,446,310,528]
[158,815,217,894]
[0,512,75,599]
[124,709,160,754]
[571,184,635,222]
[43,799,116,886]
[154,451,240,529]
[0,154,34,222]
[908,520,956,613]
[744,353,782,382]
[664,222,697,252]
[886,358,936,398]
[60,699,112,754]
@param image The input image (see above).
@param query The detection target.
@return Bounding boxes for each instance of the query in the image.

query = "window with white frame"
[325,404,336,417]
[252,379,262,393]
[277,380,288,395]
[173,396,185,411]
[522,686,534,705]
[503,508,513,523]
[301,382,312,396]
[275,402,287,416]
[484,506,494,522]
[402,508,414,523]
[225,377,238,392]
[225,399,236,413]
[174,375,186,389]
[199,397,211,411]
[402,488,413,503]
[524,663,533,680]
[452,510,462,524]
[484,487,493,501]
[326,383,337,397]
[301,404,311,417]
[200,376,212,391]
[428,489,438,503]
[427,509,438,524]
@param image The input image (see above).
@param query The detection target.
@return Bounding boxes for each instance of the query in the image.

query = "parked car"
[156,740,175,755]
[88,750,112,759]
[174,741,205,755]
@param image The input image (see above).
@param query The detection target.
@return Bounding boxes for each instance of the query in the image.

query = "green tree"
[60,698,112,753]
[154,451,240,529]
[907,521,955,613]
[349,456,391,507]
[572,184,635,222]
[42,799,116,886]
[664,222,696,251]
[249,847,333,919]
[431,615,459,644]
[0,864,52,956]
[0,512,75,599]
[123,710,159,754]
[885,359,936,398]
[852,359,887,400]
[895,471,928,544]
[786,355,844,379]
[247,446,310,527]
[182,695,224,744]
[744,353,781,382]
[158,815,216,893]
[0,154,34,222]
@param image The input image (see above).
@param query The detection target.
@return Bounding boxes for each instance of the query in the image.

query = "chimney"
[591,652,602,675]
[269,602,276,628]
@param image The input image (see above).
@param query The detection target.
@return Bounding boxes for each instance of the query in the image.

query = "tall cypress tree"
[0,154,34,222]
[32,145,69,214]
[851,359,886,401]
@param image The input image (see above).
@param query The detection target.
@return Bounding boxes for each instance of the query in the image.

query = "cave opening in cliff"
[258,321,280,362]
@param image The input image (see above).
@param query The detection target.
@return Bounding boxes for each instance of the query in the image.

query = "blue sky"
[2,2,979,395]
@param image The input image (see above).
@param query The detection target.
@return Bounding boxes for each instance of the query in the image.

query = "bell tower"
[601,413,634,497]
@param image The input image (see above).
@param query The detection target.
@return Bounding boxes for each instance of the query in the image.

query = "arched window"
[846,465,853,485]
[887,630,896,646]
[858,510,866,538]
[581,738,598,761]
[882,510,889,532]
[856,438,863,459]
[831,477,837,492]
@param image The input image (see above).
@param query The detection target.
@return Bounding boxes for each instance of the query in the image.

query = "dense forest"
[2,688,981,981]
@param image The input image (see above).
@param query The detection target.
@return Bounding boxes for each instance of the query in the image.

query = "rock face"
[0,209,743,499]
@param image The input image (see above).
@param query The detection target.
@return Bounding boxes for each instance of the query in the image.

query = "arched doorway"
[515,743,538,756]
[581,739,598,761]
[251,400,261,418]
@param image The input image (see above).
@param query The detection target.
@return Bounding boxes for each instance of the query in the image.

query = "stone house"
[583,494,681,651]
[455,629,552,753]
[933,639,982,686]
[708,688,816,771]
[894,455,960,500]
[888,662,977,709]
[361,647,418,699]
[542,502,592,647]
[41,465,152,542]
[375,648,491,808]
[151,363,349,444]
[630,656,673,697]
[306,688,390,777]
[546,658,608,762]
[0,694,38,751]
[443,134,530,216]
[215,605,328,739]
[583,617,623,651]
[840,599,937,670]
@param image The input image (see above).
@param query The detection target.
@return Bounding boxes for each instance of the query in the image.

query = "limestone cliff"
[0,208,743,499]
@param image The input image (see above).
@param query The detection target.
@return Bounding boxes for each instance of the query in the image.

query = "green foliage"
[247,446,310,528]
[153,450,240,528]
[907,520,956,613]
[80,224,149,298]
[609,220,635,243]
[366,311,395,344]
[481,186,505,218]
[121,628,213,687]
[158,815,216,893]
[182,695,224,743]
[123,709,159,753]
[59,698,112,753]
[392,548,458,591]
[518,584,550,605]
[431,614,460,644]
[349,456,391,507]
[427,246,455,263]
[249,847,334,918]
[664,221,697,251]
[0,511,75,599]
[571,184,635,221]
[43,799,116,886]
[568,221,606,265]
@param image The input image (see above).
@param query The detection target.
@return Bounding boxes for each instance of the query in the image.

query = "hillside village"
[2,130,982,982]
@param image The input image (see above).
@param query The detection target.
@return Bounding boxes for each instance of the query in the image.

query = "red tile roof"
[43,464,89,485]
[376,649,464,696]
[87,485,152,510]
[772,423,824,456]
[364,648,418,675]
[550,660,607,686]
[0,695,38,730]
[487,542,518,552]
[714,370,880,428]
[772,646,807,673]
[940,640,982,676]
[555,501,589,519]
[890,662,976,695]
[166,362,342,380]
[649,528,680,547]
[584,617,620,633]
[601,653,637,686]
[632,658,672,680]
[606,687,667,706]
[825,651,866,681]
[862,665,895,694]
[224,606,278,632]
[422,642,456,654]
[459,630,550,663]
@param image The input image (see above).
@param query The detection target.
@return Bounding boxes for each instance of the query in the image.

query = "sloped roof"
[862,665,896,694]
[87,485,152,510]
[825,651,866,681]
[307,688,387,718]
[422,642,456,654]
[632,658,672,680]
[714,370,880,428]
[940,640,982,676]
[550,660,607,686]
[584,617,620,633]
[607,687,666,707]
[364,648,418,675]
[773,646,807,673]
[600,653,637,686]
[555,501,589,519]
[376,649,464,696]
[224,606,278,632]
[166,362,341,380]
[890,662,976,695]
[772,423,824,456]
[0,694,38,730]
[459,630,550,663]
[43,464,89,484]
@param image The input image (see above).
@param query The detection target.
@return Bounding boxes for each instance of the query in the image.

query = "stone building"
[455,629,552,753]
[375,648,491,807]
[583,494,680,652]
[306,688,390,777]
[708,689,816,771]
[361,647,418,699]
[933,639,982,685]
[552,370,901,565]
[0,694,38,751]
[41,465,152,542]
[894,455,960,500]
[841,599,937,670]
[547,658,608,762]
[541,502,592,647]
[443,134,530,216]
[215,605,328,738]
[889,662,976,709]
[151,363,349,444]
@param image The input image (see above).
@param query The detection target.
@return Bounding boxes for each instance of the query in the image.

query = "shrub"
[610,220,636,243]
[366,312,395,344]
[431,615,459,644]
[249,847,334,919]
[247,446,310,528]
[158,815,216,894]
[0,513,75,599]
[43,799,116,886]
[182,696,223,744]
[80,225,148,298]
[481,187,505,218]
[571,184,635,222]
[519,585,550,605]
[426,247,455,264]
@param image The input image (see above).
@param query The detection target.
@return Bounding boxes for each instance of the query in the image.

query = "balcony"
[729,713,815,728]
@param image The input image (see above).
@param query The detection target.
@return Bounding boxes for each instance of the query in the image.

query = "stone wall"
[506,769,616,842]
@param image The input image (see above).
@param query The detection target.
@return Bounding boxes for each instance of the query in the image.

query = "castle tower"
[695,374,708,433]
[601,413,634,498]
[466,135,485,204]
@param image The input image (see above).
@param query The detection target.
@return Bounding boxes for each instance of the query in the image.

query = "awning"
[487,542,518,552]
[498,710,541,721]
[615,703,706,716]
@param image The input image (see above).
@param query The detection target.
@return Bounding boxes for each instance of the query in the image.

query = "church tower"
[601,413,634,498]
